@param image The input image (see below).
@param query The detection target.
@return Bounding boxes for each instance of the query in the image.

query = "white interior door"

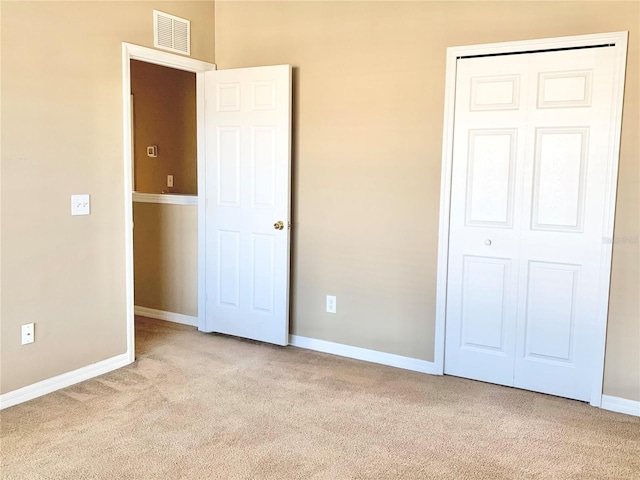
[513,47,616,400]
[445,46,620,401]
[444,54,529,387]
[203,65,292,346]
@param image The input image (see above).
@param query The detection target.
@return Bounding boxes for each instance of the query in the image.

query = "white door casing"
[122,43,217,364]
[435,32,628,406]
[203,65,292,346]
[122,47,291,358]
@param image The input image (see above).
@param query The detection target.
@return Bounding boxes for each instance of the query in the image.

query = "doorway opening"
[122,44,293,359]
[131,59,199,352]
[122,43,216,362]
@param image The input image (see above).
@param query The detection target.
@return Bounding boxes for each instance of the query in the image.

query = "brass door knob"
[274,221,284,231]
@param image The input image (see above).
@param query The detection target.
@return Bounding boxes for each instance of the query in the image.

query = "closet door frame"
[433,31,628,408]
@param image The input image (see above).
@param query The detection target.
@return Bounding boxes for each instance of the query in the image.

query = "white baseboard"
[289,335,437,374]
[134,306,198,327]
[289,337,639,415]
[601,395,640,417]
[0,353,131,410]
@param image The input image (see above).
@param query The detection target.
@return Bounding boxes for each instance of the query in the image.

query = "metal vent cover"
[153,10,190,56]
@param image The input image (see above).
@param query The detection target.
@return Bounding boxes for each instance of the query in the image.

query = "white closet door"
[444,54,529,386]
[445,46,619,402]
[513,47,617,400]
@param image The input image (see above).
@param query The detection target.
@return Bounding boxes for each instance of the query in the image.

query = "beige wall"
[0,1,214,394]
[131,60,197,194]
[215,1,640,401]
[133,203,198,316]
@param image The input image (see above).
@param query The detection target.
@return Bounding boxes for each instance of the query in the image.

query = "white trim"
[289,335,437,374]
[601,395,640,417]
[122,45,135,364]
[125,43,211,73]
[590,33,628,408]
[196,71,207,334]
[132,192,198,206]
[433,36,459,377]
[0,354,130,410]
[122,43,215,364]
[134,306,198,327]
[434,32,629,407]
[441,31,628,58]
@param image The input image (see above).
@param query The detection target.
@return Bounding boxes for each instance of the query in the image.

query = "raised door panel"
[470,75,520,111]
[217,83,241,112]
[537,70,593,108]
[522,261,579,363]
[531,128,588,232]
[514,257,594,401]
[251,127,276,208]
[217,127,241,207]
[251,81,277,111]
[251,233,275,314]
[466,129,517,228]
[218,231,240,308]
[445,252,518,385]
[460,256,511,354]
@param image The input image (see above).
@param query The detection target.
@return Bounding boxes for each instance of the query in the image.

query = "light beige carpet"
[1,317,638,479]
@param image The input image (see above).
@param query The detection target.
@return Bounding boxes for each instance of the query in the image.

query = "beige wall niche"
[131,60,197,195]
[1,1,214,395]
[214,0,640,402]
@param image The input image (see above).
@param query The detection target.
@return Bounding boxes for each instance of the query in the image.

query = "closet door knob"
[485,239,492,246]
[274,221,284,231]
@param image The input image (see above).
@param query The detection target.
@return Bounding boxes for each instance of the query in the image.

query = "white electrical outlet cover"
[326,295,337,314]
[21,323,35,345]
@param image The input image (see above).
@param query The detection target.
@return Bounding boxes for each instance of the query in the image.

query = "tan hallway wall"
[131,60,197,195]
[0,1,215,395]
[130,59,198,318]
[133,203,198,317]
[214,1,640,402]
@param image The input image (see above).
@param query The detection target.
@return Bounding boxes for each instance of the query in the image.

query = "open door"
[202,65,292,346]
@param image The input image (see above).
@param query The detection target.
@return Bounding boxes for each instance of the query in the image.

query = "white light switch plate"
[71,194,90,216]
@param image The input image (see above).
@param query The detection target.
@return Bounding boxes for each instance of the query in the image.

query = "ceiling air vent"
[153,10,190,56]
